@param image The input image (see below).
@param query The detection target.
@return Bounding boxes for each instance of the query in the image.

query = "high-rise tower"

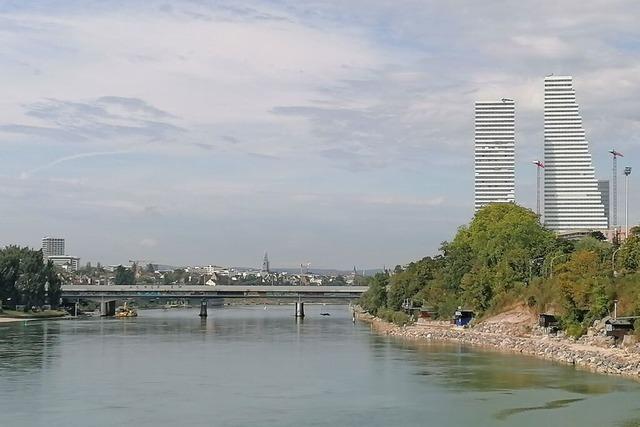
[543,76,607,231]
[42,237,65,259]
[474,99,515,211]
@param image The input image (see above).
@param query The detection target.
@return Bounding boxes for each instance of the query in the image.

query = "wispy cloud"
[20,150,132,179]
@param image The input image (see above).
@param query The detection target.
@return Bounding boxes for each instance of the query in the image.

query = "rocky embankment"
[357,310,640,379]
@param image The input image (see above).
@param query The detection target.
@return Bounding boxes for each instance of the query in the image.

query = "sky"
[1,1,640,270]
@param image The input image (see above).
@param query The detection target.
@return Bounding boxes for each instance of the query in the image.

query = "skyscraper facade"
[543,76,607,231]
[597,179,610,228]
[42,237,65,259]
[474,99,515,212]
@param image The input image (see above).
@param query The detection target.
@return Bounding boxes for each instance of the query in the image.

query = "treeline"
[360,203,640,334]
[0,246,62,309]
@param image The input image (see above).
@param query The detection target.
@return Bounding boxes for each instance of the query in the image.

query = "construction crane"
[300,262,310,274]
[533,160,544,217]
[609,149,624,230]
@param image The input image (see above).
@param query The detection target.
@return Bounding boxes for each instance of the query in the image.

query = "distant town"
[42,236,371,287]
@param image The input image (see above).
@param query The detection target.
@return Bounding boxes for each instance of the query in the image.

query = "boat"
[115,303,138,318]
[320,312,330,316]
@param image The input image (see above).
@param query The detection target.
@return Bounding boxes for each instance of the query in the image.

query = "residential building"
[543,76,607,231]
[42,237,65,259]
[474,99,515,211]
[598,179,610,228]
[47,255,80,272]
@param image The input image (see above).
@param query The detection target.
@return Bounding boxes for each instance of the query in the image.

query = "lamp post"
[624,167,632,239]
[549,254,568,278]
[44,280,49,309]
[612,247,622,277]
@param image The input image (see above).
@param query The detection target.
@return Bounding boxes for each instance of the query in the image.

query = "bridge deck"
[61,284,368,299]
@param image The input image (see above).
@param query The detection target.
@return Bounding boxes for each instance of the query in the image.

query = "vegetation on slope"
[360,203,640,335]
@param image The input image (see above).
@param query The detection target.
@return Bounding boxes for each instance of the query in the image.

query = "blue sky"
[1,1,639,269]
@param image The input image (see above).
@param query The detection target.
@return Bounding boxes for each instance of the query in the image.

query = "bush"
[392,311,411,326]
[565,322,586,338]
[376,308,413,326]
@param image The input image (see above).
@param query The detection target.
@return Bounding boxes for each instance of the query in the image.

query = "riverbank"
[0,309,67,322]
[357,309,640,379]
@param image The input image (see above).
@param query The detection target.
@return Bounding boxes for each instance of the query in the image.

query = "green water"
[1,305,639,426]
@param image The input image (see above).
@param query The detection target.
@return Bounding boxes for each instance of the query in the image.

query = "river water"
[1,305,640,427]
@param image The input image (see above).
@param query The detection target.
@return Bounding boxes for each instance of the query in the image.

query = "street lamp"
[624,167,632,239]
[44,280,50,309]
[612,247,622,277]
[549,254,568,278]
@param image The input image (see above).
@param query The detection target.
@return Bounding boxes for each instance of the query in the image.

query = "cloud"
[19,150,132,179]
[2,97,185,145]
[1,1,640,268]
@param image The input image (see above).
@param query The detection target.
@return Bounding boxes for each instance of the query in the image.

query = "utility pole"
[609,150,624,233]
[624,167,632,239]
[533,160,544,217]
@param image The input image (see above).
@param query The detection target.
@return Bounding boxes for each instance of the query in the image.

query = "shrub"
[565,322,586,338]
[392,311,411,326]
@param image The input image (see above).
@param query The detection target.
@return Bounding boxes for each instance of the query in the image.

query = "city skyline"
[1,1,639,268]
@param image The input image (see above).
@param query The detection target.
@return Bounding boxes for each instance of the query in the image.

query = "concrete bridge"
[61,284,368,317]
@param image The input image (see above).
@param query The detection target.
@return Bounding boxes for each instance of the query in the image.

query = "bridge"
[61,284,368,317]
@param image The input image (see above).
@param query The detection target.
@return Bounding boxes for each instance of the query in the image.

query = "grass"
[0,309,67,319]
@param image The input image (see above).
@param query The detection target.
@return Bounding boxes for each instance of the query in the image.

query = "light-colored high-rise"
[42,237,65,259]
[474,99,515,211]
[597,179,610,229]
[543,76,607,231]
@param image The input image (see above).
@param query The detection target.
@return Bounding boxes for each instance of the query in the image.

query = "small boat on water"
[320,312,330,316]
[115,303,138,318]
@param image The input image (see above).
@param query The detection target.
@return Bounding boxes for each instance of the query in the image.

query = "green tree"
[359,272,388,313]
[114,265,135,285]
[446,204,555,311]
[617,234,640,272]
[0,246,62,309]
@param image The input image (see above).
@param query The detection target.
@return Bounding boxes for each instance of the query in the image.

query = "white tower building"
[474,99,515,211]
[42,237,65,259]
[543,76,607,231]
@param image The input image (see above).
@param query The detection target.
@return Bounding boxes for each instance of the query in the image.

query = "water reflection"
[0,321,61,374]
[0,307,639,427]
[495,398,586,421]
[388,337,623,396]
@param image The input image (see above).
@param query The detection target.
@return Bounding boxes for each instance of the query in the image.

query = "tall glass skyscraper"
[543,76,607,231]
[474,99,515,212]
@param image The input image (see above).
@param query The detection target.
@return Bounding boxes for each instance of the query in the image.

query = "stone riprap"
[357,312,640,379]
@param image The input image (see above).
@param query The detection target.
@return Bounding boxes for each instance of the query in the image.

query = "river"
[1,305,639,426]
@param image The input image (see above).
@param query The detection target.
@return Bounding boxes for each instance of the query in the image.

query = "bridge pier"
[100,300,116,317]
[199,299,208,317]
[295,301,305,318]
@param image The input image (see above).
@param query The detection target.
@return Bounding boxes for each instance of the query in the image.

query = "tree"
[617,234,640,272]
[359,272,388,314]
[114,265,135,285]
[445,204,556,311]
[0,246,61,309]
